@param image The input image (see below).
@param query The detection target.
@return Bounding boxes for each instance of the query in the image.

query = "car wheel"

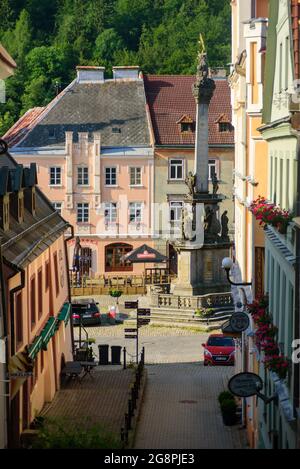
[204,362,208,366]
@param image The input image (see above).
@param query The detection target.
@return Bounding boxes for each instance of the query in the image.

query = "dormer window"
[181,122,193,133]
[219,122,233,133]
[112,127,121,134]
[48,128,56,139]
[215,114,233,133]
[176,115,194,134]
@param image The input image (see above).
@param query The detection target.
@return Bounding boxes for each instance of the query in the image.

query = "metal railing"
[120,347,145,447]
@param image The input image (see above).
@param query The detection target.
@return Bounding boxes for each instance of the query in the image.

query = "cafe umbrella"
[121,244,168,280]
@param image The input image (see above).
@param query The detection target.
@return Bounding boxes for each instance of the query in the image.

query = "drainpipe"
[64,225,74,355]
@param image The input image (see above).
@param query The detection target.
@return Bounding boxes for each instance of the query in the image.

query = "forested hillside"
[0,0,231,135]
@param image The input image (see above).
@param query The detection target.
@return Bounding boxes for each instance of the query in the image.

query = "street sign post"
[123,303,151,363]
[125,301,139,309]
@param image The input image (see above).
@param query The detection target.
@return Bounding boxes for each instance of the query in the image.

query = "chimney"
[24,163,37,216]
[76,66,105,84]
[112,66,140,81]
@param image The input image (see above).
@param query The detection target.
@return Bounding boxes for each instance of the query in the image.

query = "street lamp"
[222,257,252,429]
[222,257,252,287]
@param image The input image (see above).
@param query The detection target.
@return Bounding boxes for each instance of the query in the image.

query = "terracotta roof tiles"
[144,75,234,146]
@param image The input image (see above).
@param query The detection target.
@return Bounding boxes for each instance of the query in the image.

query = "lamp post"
[221,257,252,287]
[222,257,253,429]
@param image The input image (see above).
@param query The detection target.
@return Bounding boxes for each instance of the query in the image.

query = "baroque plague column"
[171,38,232,295]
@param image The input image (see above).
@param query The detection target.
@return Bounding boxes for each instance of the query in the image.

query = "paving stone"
[134,364,246,449]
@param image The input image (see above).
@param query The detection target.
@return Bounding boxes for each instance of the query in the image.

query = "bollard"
[123,347,127,370]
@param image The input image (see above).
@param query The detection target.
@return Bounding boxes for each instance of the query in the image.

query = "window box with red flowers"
[247,295,290,381]
[249,196,293,235]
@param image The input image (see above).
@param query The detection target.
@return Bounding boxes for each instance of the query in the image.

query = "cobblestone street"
[134,364,246,449]
[72,296,247,449]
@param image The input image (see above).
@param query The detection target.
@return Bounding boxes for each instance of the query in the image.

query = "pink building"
[5,66,155,276]
[0,151,73,447]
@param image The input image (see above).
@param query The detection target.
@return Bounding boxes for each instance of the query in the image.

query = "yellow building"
[229,0,269,448]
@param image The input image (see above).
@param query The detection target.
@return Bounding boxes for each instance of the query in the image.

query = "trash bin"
[98,344,109,365]
[111,346,122,365]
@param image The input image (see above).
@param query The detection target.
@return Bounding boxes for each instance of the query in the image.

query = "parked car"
[202,334,235,366]
[71,299,101,326]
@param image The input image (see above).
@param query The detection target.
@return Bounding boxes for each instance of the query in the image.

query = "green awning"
[57,302,71,325]
[41,317,57,350]
[28,335,43,360]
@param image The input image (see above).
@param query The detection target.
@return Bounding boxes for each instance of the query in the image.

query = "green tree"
[1,9,32,64]
[94,29,124,67]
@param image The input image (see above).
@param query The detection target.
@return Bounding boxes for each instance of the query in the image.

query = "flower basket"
[264,355,289,380]
[250,196,293,232]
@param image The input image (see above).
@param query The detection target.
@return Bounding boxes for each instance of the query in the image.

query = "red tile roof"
[144,75,234,146]
[3,107,45,147]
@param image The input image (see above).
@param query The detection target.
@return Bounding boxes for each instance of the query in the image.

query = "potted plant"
[218,391,234,404]
[109,289,122,305]
[220,399,237,426]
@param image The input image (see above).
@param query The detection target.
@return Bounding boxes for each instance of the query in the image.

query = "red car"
[202,334,235,366]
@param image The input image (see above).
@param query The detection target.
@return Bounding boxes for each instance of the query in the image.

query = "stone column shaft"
[195,103,209,193]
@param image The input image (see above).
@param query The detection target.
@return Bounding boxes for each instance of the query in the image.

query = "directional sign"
[228,372,263,398]
[125,301,138,309]
[229,312,250,333]
[125,335,137,339]
[124,328,137,333]
[137,309,151,316]
[138,319,150,326]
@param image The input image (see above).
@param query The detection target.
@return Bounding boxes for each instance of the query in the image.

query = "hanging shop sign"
[228,372,263,398]
[229,312,250,333]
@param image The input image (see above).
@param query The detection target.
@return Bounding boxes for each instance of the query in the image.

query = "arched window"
[105,243,133,272]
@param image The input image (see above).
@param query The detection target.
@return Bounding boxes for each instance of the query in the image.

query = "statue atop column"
[193,34,216,104]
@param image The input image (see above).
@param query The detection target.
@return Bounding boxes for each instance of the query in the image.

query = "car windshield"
[207,337,234,347]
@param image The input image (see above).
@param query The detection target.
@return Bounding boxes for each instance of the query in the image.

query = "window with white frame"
[170,201,183,223]
[169,159,184,180]
[50,167,61,186]
[77,203,89,223]
[130,167,142,186]
[78,167,89,186]
[129,202,142,223]
[208,159,219,180]
[53,202,62,215]
[104,203,117,223]
[105,167,117,186]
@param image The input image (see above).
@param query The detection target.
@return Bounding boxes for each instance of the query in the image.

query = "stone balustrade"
[154,291,233,310]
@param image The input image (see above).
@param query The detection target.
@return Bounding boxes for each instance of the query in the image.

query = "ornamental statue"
[193,34,216,104]
[185,171,196,197]
[211,169,219,195]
